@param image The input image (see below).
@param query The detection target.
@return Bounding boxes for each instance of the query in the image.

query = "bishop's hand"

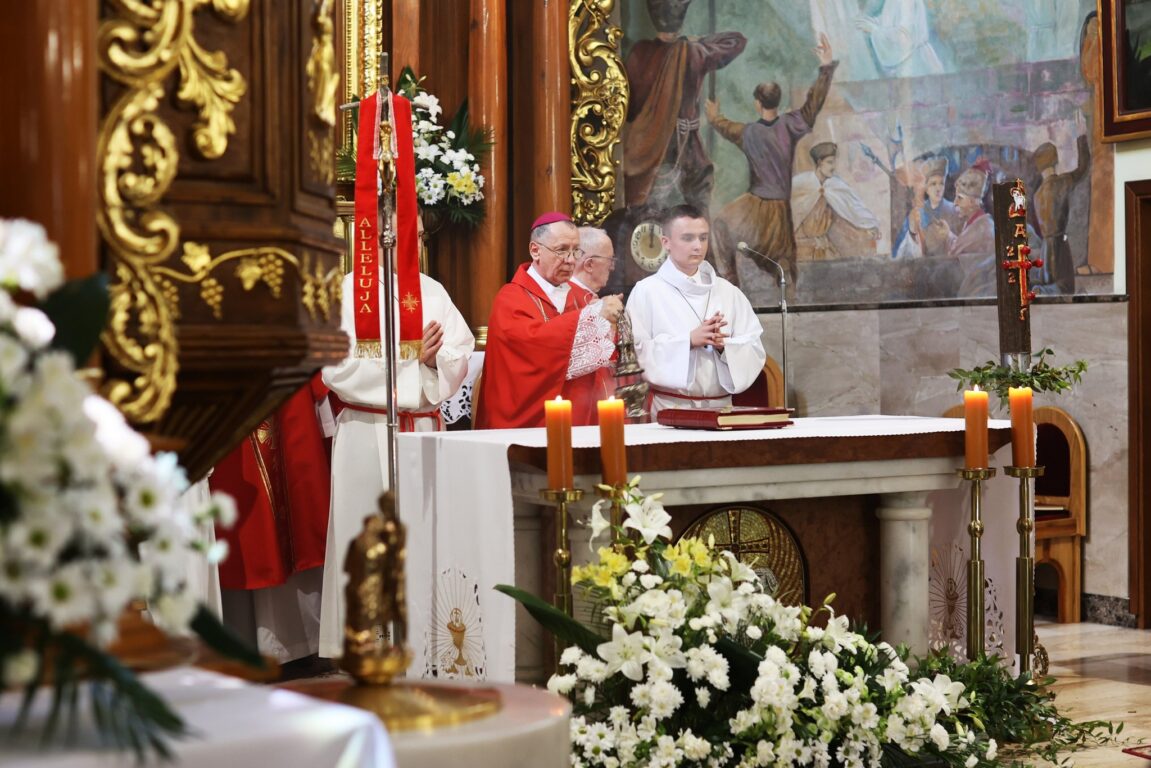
[599,294,624,324]
[420,320,443,368]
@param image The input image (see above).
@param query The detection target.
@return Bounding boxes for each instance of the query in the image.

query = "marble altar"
[397,416,1013,683]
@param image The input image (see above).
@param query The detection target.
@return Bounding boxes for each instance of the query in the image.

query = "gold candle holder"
[1005,464,1045,675]
[540,488,584,618]
[595,484,630,543]
[957,467,996,660]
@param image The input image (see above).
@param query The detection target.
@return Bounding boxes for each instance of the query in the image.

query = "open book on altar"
[656,406,793,430]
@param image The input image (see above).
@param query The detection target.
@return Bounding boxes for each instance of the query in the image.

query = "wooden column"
[0,1,97,279]
[533,0,573,217]
[392,0,420,79]
[466,0,508,332]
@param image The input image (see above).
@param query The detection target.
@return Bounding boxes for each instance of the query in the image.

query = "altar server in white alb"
[317,265,474,659]
[626,203,766,418]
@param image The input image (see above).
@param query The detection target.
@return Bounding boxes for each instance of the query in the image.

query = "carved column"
[533,0,573,215]
[0,1,98,278]
[466,0,508,333]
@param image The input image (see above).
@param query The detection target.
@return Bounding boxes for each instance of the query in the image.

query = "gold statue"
[341,490,411,684]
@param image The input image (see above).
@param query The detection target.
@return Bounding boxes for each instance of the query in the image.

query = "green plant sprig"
[912,652,1122,766]
[948,347,1087,407]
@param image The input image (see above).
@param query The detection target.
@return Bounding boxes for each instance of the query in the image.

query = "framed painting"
[571,0,1118,309]
[1099,0,1151,141]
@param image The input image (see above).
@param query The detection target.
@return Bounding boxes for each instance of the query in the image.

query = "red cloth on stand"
[476,263,605,429]
[211,373,331,590]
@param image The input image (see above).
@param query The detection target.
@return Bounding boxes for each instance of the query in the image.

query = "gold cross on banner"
[401,292,421,313]
[1001,243,1042,321]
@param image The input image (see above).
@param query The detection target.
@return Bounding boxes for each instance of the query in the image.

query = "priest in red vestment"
[209,372,332,662]
[474,213,622,429]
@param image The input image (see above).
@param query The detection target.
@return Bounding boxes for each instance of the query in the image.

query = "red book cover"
[657,406,793,430]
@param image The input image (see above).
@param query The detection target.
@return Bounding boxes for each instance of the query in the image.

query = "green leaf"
[714,636,761,687]
[38,273,111,367]
[189,604,265,668]
[494,584,604,656]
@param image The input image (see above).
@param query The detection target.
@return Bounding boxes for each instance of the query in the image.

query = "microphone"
[737,242,787,291]
[736,242,790,411]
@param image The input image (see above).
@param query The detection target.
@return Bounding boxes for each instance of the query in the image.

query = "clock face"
[629,221,667,272]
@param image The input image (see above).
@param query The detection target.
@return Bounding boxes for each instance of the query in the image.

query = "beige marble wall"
[757,300,1129,599]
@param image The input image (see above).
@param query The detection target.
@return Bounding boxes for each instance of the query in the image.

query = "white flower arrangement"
[501,477,1000,768]
[0,219,251,759]
[397,67,487,227]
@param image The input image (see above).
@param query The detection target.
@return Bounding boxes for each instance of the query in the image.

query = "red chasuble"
[476,264,604,429]
[211,373,331,590]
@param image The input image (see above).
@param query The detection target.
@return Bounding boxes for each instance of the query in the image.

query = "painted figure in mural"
[705,33,838,291]
[791,141,881,262]
[1032,135,1090,295]
[893,156,962,261]
[810,0,881,81]
[1078,12,1114,276]
[622,0,747,214]
[937,161,997,298]
[1026,0,1081,62]
[855,0,943,78]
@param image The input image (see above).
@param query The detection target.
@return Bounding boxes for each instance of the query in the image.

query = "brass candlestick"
[957,467,996,660]
[595,484,630,543]
[1005,465,1045,675]
[540,488,584,618]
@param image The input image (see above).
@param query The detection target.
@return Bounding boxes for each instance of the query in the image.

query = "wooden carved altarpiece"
[95,0,348,479]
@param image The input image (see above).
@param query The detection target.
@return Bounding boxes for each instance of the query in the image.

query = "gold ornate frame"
[569,0,629,225]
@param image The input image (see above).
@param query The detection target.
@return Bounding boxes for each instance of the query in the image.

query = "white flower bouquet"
[499,478,999,768]
[336,68,488,229]
[0,219,258,759]
[396,67,487,227]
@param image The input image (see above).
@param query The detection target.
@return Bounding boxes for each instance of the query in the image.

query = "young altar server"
[474,212,622,429]
[625,203,766,419]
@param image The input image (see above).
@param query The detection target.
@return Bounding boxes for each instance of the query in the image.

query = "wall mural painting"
[597,0,1115,309]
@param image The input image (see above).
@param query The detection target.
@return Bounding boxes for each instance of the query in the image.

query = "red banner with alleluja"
[391,92,424,361]
[353,91,382,357]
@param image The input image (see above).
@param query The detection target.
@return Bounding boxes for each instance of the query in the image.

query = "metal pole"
[778,277,788,411]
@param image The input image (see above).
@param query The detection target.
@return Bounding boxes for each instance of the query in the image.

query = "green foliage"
[6,611,188,761]
[948,347,1087,408]
[38,273,110,367]
[913,652,1122,766]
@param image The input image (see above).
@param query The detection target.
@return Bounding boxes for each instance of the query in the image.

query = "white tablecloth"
[0,668,395,767]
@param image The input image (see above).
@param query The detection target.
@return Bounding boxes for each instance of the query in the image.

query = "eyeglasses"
[533,241,583,261]
[587,255,618,266]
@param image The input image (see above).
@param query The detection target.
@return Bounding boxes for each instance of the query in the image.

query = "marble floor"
[1030,621,1151,766]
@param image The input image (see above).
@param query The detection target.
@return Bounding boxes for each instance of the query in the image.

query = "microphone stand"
[738,243,788,411]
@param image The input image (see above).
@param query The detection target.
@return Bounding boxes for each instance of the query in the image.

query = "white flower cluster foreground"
[405,86,485,210]
[551,478,998,768]
[0,219,235,686]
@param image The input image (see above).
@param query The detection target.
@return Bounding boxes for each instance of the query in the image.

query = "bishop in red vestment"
[475,213,621,429]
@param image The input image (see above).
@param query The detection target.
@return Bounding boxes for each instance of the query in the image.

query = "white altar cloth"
[0,667,395,767]
[397,416,1013,683]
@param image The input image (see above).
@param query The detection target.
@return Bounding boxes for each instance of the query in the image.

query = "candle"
[598,397,627,486]
[1009,386,1034,467]
[964,388,989,469]
[545,396,573,489]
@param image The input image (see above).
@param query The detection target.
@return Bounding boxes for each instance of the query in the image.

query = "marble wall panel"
[757,300,1130,607]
